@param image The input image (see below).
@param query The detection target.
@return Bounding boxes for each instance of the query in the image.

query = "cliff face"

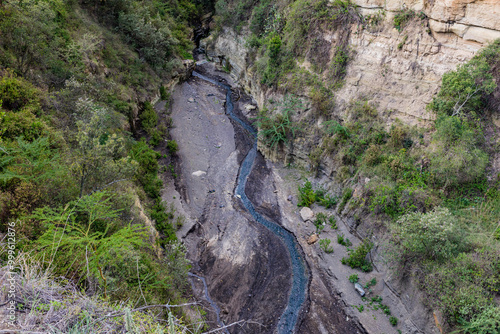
[204,0,499,127]
[356,0,500,43]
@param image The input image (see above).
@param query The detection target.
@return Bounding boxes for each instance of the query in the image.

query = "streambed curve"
[191,71,308,333]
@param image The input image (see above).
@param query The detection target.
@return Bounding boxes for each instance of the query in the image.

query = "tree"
[72,98,137,197]
[428,57,496,118]
[0,0,61,76]
[430,115,488,188]
[392,207,466,262]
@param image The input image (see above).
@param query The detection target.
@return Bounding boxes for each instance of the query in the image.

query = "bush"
[159,85,169,100]
[255,103,298,147]
[0,72,40,112]
[167,140,179,155]
[389,316,398,326]
[428,55,495,118]
[430,116,488,188]
[319,238,334,253]
[298,181,315,207]
[462,306,500,333]
[393,9,414,32]
[328,215,337,229]
[140,102,158,134]
[314,212,327,233]
[149,129,162,147]
[341,239,373,272]
[392,207,467,262]
[337,233,352,247]
[348,273,359,283]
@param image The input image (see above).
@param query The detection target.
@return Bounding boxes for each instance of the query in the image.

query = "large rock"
[300,207,315,221]
[307,234,319,245]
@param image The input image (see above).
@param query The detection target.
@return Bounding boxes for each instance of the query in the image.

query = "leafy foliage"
[319,238,334,253]
[428,55,496,118]
[341,239,373,272]
[392,207,466,262]
[255,95,303,148]
[140,101,158,135]
[393,9,414,32]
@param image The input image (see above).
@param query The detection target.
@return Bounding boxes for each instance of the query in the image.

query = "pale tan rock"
[463,26,500,44]
[307,234,319,245]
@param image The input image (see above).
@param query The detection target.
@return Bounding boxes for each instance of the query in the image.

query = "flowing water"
[191,71,308,333]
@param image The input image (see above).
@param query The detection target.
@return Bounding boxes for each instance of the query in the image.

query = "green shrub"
[314,212,327,233]
[392,207,467,262]
[393,9,414,32]
[427,53,495,118]
[389,316,398,326]
[430,116,488,188]
[298,181,316,207]
[337,233,352,247]
[0,72,40,112]
[318,193,337,208]
[348,273,359,283]
[167,140,178,155]
[365,278,377,288]
[319,238,334,253]
[328,215,338,229]
[159,86,169,100]
[149,129,162,147]
[140,102,158,134]
[462,306,500,333]
[255,96,301,147]
[341,239,373,272]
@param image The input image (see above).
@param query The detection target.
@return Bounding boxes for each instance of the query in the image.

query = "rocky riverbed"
[163,59,394,333]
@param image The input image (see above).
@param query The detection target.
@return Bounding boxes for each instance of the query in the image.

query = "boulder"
[307,234,319,245]
[300,207,314,221]
[192,170,206,177]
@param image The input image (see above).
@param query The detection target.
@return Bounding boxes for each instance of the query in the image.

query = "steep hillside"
[0,0,207,331]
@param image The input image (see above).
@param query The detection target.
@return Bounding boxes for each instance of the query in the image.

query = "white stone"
[192,170,206,177]
[300,207,315,221]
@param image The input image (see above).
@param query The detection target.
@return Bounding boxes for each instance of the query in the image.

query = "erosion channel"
[167,57,366,333]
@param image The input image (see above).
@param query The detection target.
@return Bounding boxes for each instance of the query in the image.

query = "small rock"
[354,283,366,297]
[300,207,314,221]
[219,205,225,208]
[307,234,319,245]
[188,97,195,103]
[364,177,371,184]
[236,194,241,199]
[245,104,256,111]
[274,190,278,193]
[287,195,293,201]
[192,170,206,177]
[207,93,214,97]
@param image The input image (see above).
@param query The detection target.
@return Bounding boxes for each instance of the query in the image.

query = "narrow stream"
[188,272,229,333]
[192,71,308,333]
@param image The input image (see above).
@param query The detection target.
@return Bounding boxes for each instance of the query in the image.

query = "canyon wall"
[204,0,499,126]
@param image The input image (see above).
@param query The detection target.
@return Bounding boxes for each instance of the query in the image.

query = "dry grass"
[0,244,250,334]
